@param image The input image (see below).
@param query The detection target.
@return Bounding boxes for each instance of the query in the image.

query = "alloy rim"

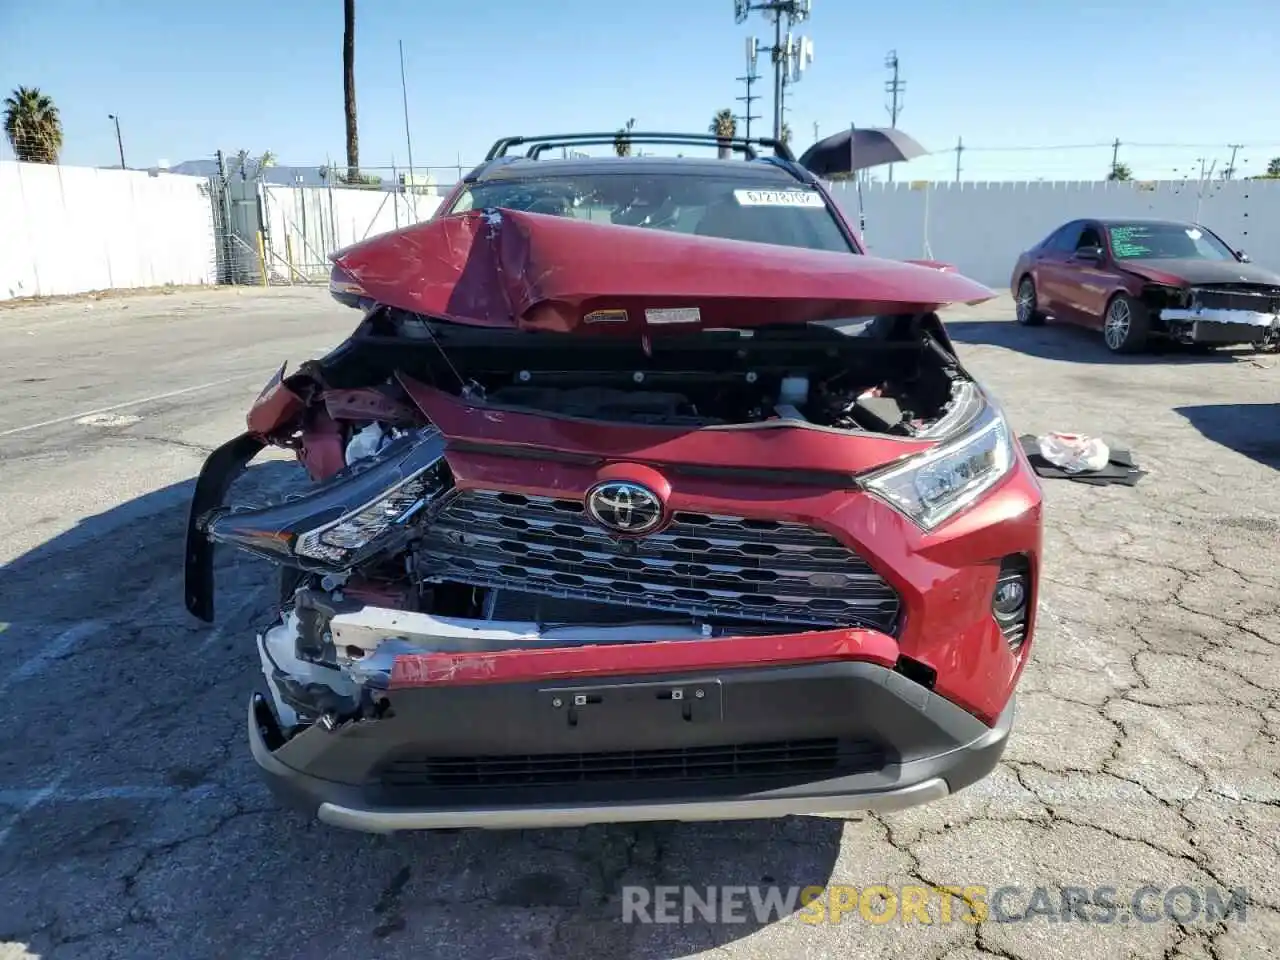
[1105,299,1130,349]
[1016,281,1034,323]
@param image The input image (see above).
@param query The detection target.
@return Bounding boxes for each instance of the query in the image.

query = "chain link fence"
[205,156,471,286]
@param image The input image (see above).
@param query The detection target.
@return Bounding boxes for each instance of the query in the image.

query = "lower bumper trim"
[315,778,950,833]
[248,660,1016,833]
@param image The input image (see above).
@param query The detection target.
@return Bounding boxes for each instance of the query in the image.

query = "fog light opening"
[993,555,1031,651]
[895,655,937,690]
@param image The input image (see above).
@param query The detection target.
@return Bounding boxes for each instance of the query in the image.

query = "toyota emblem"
[586,481,664,534]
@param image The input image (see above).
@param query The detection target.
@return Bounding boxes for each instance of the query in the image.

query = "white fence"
[5,158,1280,302]
[827,179,1280,289]
[0,161,217,301]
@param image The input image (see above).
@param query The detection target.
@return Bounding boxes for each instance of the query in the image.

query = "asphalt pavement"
[0,286,1277,959]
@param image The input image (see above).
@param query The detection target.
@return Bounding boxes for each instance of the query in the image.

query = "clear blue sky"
[3,0,1279,181]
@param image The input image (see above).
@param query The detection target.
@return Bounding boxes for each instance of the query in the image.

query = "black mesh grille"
[1192,285,1280,314]
[376,739,884,790]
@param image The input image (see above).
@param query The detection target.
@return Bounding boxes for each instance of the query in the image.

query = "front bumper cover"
[248,659,1016,832]
[1161,308,1280,345]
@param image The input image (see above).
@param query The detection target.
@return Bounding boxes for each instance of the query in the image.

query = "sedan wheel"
[1015,277,1045,326]
[1103,294,1149,354]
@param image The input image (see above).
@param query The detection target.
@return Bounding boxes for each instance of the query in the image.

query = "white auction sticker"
[732,189,825,207]
[645,307,701,325]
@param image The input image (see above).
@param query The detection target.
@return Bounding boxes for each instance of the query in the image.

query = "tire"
[1015,276,1046,326]
[1102,293,1150,354]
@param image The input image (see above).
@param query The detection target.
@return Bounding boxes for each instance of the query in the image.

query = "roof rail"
[483,131,797,162]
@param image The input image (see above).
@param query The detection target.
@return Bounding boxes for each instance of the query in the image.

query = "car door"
[1062,222,1114,326]
[1034,221,1084,317]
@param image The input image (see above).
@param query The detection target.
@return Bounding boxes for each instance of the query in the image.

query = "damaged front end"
[189,310,995,754]
[1143,282,1280,348]
[185,208,1037,827]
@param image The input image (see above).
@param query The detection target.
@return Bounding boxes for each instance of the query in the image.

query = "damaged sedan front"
[186,206,1042,832]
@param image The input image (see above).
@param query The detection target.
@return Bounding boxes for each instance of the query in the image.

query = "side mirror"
[1074,246,1104,262]
[1237,250,1251,263]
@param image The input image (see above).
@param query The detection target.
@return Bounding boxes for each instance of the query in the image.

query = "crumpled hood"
[1117,258,1280,288]
[331,208,995,334]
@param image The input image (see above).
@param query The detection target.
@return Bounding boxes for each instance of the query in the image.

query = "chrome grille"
[416,490,901,632]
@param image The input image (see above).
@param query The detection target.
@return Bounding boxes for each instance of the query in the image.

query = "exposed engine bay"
[191,305,987,740]
[308,306,970,436]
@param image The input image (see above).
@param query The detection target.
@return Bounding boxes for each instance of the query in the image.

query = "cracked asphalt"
[0,286,1277,959]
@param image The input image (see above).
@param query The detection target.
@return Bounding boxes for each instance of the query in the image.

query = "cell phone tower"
[734,0,813,142]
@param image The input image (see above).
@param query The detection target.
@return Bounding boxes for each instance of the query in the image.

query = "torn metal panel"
[329,605,708,656]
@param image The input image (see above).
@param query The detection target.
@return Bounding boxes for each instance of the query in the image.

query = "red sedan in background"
[1010,217,1280,354]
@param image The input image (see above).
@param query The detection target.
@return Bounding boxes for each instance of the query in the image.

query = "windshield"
[445,172,857,254]
[1107,223,1237,261]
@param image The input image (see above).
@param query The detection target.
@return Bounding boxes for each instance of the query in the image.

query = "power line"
[935,139,1280,155]
[961,142,1114,153]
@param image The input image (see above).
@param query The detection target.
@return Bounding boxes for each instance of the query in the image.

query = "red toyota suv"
[185,132,1042,832]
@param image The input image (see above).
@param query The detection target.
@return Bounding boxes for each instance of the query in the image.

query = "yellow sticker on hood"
[584,309,629,323]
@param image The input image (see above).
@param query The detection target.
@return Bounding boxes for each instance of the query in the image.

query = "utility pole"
[955,137,963,183]
[883,50,905,181]
[1225,143,1242,180]
[1110,138,1120,177]
[108,114,125,169]
[398,40,417,218]
[770,13,783,139]
[735,38,762,140]
[734,0,812,141]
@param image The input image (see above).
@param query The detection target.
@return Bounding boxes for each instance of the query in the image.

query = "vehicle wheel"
[1103,293,1149,354]
[1015,276,1046,326]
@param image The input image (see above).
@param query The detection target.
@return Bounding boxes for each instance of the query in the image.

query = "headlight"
[293,470,436,564]
[203,427,451,571]
[863,398,1014,530]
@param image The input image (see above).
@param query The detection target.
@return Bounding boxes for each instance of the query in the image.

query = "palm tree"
[1107,162,1133,182]
[614,118,635,157]
[1267,157,1280,178]
[3,86,63,164]
[780,122,792,147]
[343,0,359,182]
[709,108,736,158]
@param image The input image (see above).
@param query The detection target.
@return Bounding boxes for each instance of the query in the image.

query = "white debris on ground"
[1037,432,1110,473]
[74,413,142,427]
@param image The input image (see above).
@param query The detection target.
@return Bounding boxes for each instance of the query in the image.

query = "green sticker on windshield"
[1109,225,1153,258]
